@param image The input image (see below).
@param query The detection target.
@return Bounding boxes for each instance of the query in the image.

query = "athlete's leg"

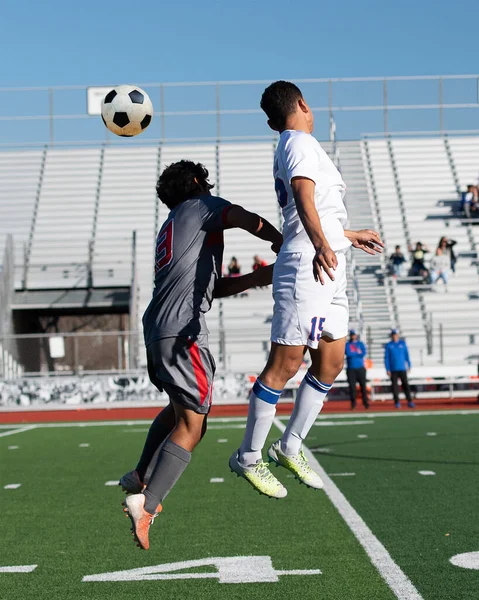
[238,343,305,465]
[391,372,401,404]
[143,401,206,514]
[399,371,413,404]
[280,336,345,455]
[135,403,176,482]
[347,368,357,409]
[357,367,369,408]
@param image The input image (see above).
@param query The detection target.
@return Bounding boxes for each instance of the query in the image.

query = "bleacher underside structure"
[0,134,478,377]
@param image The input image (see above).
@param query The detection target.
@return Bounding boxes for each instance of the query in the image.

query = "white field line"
[0,565,37,573]
[279,409,479,420]
[273,417,424,600]
[418,471,436,476]
[4,484,22,489]
[105,481,119,486]
[314,420,374,427]
[0,425,37,438]
[209,478,224,483]
[0,409,475,431]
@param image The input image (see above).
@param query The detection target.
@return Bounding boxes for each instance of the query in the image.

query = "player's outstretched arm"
[224,206,283,253]
[344,229,384,255]
[214,265,274,298]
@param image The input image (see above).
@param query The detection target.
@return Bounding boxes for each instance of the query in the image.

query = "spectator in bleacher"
[462,185,474,219]
[388,245,406,277]
[408,242,429,281]
[252,255,268,271]
[345,330,369,410]
[438,236,457,273]
[462,185,478,220]
[384,329,415,409]
[429,248,449,290]
[228,256,241,277]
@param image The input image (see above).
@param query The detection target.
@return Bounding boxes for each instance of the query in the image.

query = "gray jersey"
[143,195,231,346]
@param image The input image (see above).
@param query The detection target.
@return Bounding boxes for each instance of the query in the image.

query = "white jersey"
[273,130,351,253]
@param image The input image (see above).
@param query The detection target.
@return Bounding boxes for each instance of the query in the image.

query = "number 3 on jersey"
[275,177,288,208]
[155,220,173,273]
[309,316,326,341]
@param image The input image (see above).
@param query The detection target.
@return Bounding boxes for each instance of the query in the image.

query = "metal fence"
[1,75,479,146]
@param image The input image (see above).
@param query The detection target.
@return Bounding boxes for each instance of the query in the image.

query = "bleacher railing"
[1,75,479,146]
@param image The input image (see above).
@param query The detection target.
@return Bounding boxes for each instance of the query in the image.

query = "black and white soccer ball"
[101,85,153,137]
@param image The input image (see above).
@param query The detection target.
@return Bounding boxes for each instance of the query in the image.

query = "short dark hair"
[156,160,214,209]
[260,81,303,130]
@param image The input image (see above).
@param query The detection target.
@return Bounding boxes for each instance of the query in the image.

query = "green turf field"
[1,410,478,600]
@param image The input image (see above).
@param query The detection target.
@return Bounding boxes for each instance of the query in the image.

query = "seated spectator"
[438,236,457,273]
[252,255,268,271]
[228,256,241,277]
[461,185,478,219]
[388,245,406,277]
[430,248,449,290]
[408,242,429,281]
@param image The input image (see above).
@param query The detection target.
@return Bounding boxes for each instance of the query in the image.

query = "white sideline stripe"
[0,425,36,438]
[273,417,424,600]
[418,471,436,476]
[0,565,37,573]
[105,480,119,486]
[208,424,245,430]
[314,420,374,427]
[281,409,479,420]
[4,484,21,489]
[209,478,224,483]
[329,473,356,477]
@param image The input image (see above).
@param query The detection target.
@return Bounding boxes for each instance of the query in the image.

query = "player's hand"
[252,264,274,287]
[387,371,391,377]
[313,244,337,285]
[351,230,384,255]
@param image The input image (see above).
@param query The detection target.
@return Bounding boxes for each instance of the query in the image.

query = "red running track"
[1,397,478,424]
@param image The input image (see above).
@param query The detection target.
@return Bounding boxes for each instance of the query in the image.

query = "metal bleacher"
[2,135,479,371]
[363,136,479,366]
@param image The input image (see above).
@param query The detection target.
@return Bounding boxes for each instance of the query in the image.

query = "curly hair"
[260,81,303,130]
[156,160,214,209]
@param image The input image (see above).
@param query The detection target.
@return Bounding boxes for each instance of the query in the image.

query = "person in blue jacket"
[345,330,369,409]
[384,329,415,408]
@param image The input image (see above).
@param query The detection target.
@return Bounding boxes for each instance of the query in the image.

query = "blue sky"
[2,0,479,86]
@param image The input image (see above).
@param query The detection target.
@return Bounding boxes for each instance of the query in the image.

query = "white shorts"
[270,251,348,349]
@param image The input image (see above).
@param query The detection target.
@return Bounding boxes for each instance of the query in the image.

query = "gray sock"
[135,415,172,481]
[143,439,191,514]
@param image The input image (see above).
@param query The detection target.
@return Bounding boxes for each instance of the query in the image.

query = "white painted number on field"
[82,556,321,584]
[0,565,37,573]
[450,552,479,570]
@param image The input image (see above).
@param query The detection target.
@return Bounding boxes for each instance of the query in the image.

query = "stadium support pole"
[439,323,444,365]
[383,79,388,134]
[49,88,54,145]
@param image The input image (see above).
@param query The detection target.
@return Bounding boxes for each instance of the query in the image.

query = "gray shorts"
[146,335,216,414]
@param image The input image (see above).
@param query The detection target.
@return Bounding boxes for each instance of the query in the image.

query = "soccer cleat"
[122,493,162,551]
[407,401,416,408]
[229,450,287,499]
[119,470,145,494]
[267,440,324,490]
[395,402,401,409]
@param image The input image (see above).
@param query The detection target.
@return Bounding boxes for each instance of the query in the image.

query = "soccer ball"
[101,85,153,137]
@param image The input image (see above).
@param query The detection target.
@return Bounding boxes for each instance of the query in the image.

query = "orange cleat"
[119,470,145,494]
[122,494,162,550]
